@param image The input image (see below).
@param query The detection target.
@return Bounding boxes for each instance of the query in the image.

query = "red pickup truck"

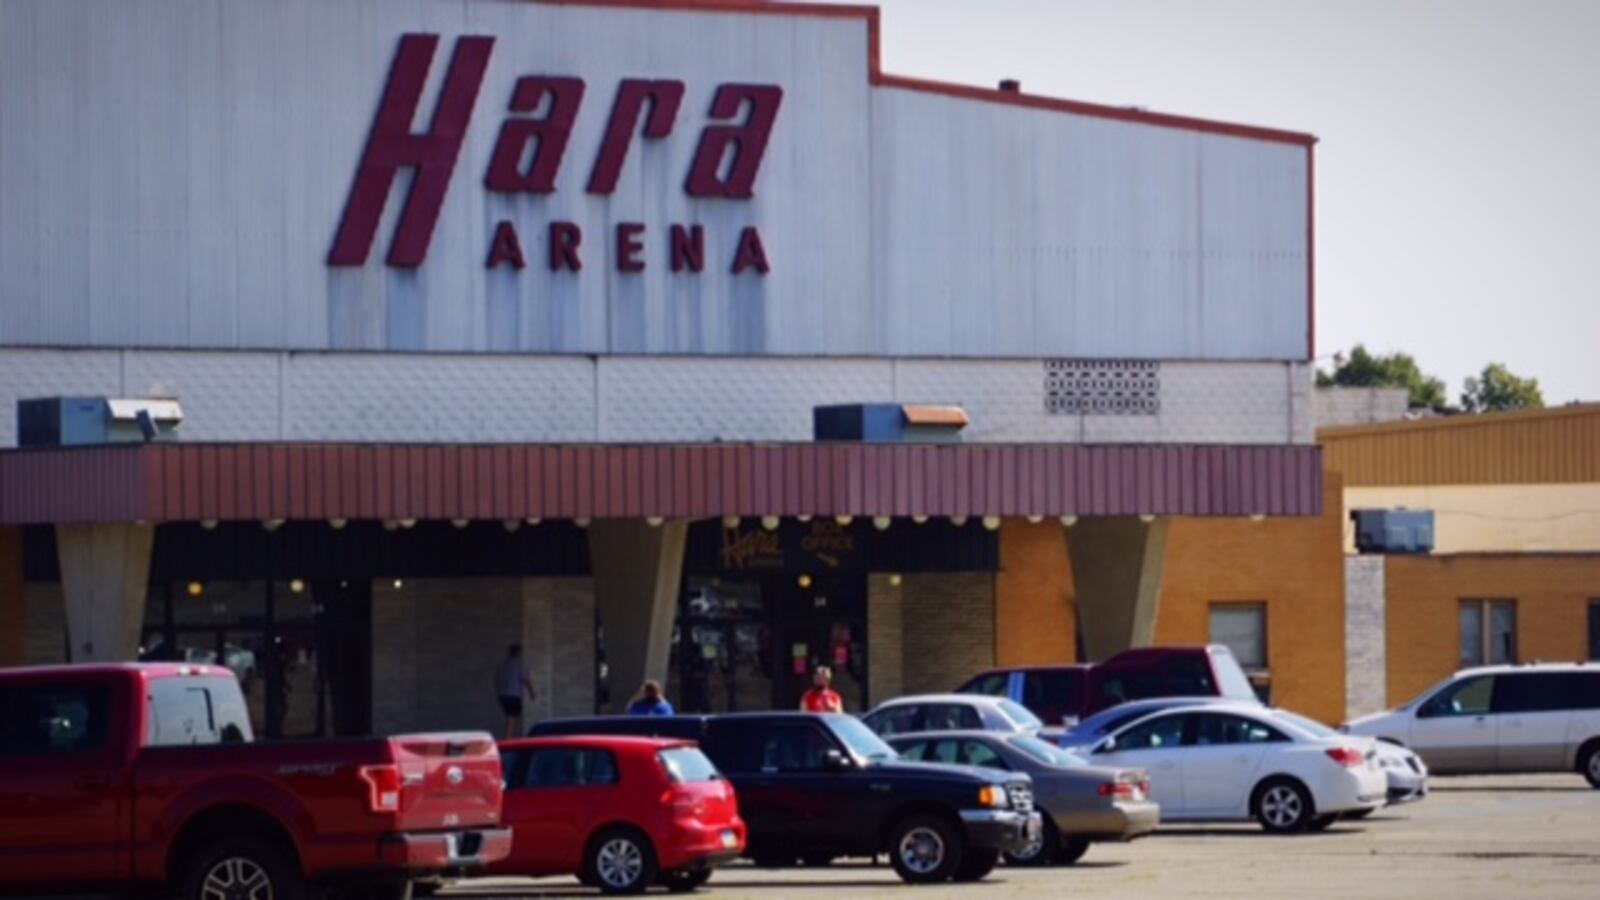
[0,663,511,899]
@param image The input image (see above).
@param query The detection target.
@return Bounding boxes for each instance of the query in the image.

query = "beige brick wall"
[867,574,905,704]
[523,577,597,721]
[372,577,596,736]
[900,573,996,696]
[25,583,66,665]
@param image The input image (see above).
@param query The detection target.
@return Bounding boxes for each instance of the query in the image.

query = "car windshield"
[832,716,899,761]
[1271,710,1337,738]
[1008,734,1085,767]
[999,699,1044,730]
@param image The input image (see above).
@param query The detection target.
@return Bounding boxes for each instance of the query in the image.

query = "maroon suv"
[957,645,1259,727]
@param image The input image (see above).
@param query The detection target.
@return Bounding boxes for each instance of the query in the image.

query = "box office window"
[1209,603,1267,671]
[1460,599,1516,668]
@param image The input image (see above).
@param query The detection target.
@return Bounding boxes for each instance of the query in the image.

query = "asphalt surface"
[441,774,1600,899]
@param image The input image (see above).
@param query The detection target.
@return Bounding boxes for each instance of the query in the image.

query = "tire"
[181,836,309,900]
[584,827,658,896]
[1056,838,1090,866]
[1307,814,1339,833]
[1579,741,1600,789]
[887,814,964,884]
[1003,816,1057,867]
[1254,778,1316,834]
[952,848,999,883]
[659,868,713,893]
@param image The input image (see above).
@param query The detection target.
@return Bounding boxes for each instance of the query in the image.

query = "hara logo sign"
[328,34,781,274]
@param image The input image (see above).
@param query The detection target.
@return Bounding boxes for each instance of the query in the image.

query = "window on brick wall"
[1460,599,1516,668]
[1209,603,1267,670]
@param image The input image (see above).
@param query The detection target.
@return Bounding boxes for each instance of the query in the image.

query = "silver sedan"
[888,730,1159,866]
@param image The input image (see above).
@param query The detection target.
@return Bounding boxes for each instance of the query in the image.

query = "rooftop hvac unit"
[813,404,969,443]
[17,397,183,447]
[1351,509,1434,555]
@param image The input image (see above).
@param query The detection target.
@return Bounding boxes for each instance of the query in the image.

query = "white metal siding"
[0,0,1309,362]
[0,349,1313,447]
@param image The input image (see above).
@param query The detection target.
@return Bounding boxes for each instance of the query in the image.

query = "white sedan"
[1083,704,1386,833]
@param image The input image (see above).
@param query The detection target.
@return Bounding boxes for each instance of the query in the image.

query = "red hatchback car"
[490,736,746,894]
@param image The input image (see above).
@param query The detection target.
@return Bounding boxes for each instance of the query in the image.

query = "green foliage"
[1317,344,1448,409]
[1460,363,1544,413]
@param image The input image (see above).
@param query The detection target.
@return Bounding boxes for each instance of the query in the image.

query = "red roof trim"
[0,442,1324,525]
[533,0,1315,146]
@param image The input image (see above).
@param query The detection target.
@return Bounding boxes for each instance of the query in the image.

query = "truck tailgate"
[390,733,503,832]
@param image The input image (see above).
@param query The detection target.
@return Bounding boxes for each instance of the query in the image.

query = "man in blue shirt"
[626,680,675,716]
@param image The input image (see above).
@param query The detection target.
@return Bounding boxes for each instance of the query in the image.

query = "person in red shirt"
[800,665,844,713]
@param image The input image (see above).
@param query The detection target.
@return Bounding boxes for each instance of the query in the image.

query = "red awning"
[0,442,1322,525]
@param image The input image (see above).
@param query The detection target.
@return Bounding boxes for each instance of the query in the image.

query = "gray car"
[862,694,1044,738]
[889,730,1159,866]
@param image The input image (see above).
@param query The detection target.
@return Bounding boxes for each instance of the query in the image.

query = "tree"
[1460,363,1544,413]
[1316,344,1448,409]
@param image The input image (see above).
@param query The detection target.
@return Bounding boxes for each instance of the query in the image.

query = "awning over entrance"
[0,442,1322,525]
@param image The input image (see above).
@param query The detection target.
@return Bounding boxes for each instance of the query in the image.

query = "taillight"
[1325,747,1364,768]
[661,788,705,817]
[1098,782,1137,798]
[359,765,402,813]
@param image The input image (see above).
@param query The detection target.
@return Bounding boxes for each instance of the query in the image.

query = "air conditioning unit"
[813,404,968,443]
[17,397,183,447]
[1351,509,1434,555]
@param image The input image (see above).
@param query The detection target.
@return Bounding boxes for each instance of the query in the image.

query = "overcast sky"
[829,0,1598,404]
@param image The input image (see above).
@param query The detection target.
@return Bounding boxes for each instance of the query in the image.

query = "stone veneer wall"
[371,577,595,736]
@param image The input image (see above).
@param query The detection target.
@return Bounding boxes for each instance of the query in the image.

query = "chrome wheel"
[1011,830,1046,862]
[200,857,274,900]
[596,837,645,889]
[1261,785,1304,829]
[897,826,947,875]
[1589,751,1600,783]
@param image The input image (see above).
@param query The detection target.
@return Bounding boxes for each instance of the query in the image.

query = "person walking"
[800,665,843,713]
[494,644,537,738]
[625,680,675,716]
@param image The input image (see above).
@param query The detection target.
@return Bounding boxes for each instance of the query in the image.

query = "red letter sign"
[549,222,584,272]
[731,226,770,275]
[486,221,527,270]
[670,224,705,273]
[686,84,783,198]
[485,76,586,194]
[328,34,494,267]
[588,80,685,194]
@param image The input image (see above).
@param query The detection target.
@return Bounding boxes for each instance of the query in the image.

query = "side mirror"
[823,749,854,771]
[1096,737,1117,754]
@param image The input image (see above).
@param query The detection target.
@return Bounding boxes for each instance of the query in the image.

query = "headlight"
[977,785,1009,808]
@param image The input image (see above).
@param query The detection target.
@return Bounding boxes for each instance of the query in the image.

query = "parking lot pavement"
[442,775,1600,899]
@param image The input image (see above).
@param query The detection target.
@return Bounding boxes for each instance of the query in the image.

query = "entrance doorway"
[138,580,371,738]
[671,574,868,714]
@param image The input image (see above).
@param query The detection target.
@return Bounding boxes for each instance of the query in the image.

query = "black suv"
[528,712,1041,883]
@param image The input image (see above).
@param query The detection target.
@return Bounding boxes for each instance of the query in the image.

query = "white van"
[1344,664,1600,785]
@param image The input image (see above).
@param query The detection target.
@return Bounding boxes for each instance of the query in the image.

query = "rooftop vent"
[998,79,1021,93]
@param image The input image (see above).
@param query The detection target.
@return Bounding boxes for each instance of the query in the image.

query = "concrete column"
[1344,556,1388,719]
[588,519,689,713]
[55,523,155,662]
[1065,517,1170,662]
[1,527,25,666]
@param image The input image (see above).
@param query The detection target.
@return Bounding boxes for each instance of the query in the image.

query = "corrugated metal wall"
[1320,405,1600,486]
[0,0,1309,361]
